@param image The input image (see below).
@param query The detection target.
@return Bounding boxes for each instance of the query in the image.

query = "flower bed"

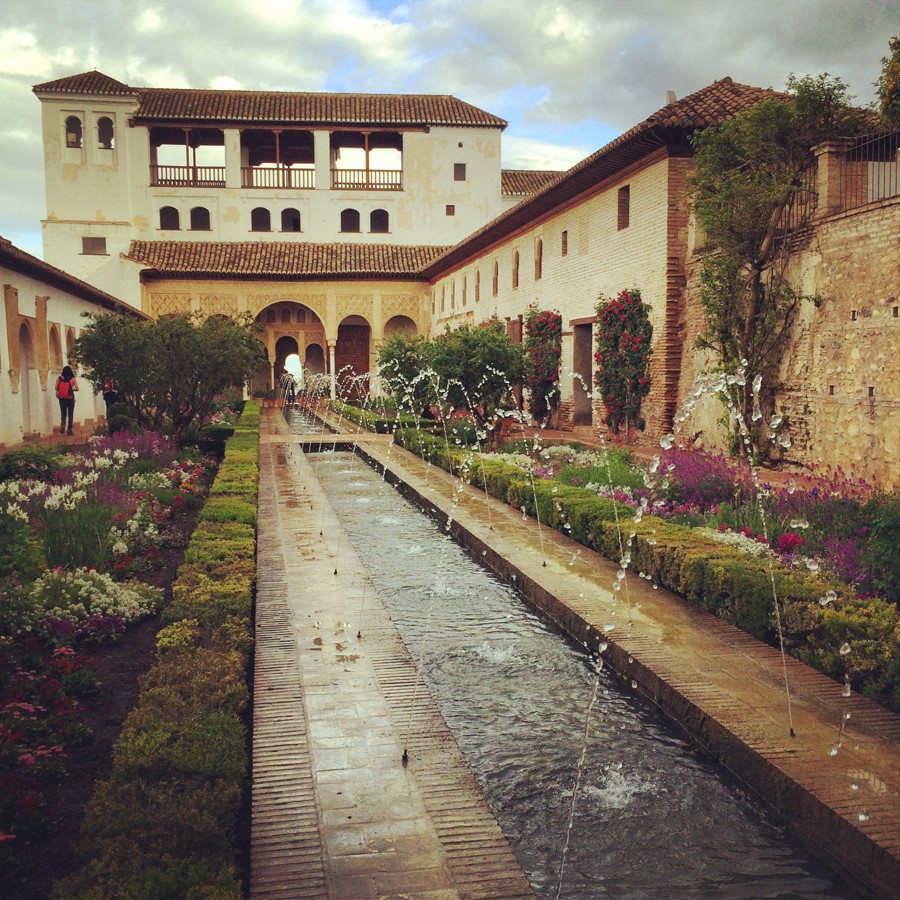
[393,428,899,712]
[0,431,222,887]
[52,401,259,897]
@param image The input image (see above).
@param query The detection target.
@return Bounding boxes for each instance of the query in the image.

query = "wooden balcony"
[242,166,315,189]
[331,169,403,191]
[150,165,226,188]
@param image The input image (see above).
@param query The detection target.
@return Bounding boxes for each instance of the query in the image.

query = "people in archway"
[55,365,79,435]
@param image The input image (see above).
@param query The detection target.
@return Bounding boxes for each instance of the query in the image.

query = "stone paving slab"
[251,425,534,899]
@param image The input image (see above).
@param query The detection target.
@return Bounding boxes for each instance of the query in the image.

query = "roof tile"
[33,70,135,96]
[126,241,449,278]
[501,169,565,196]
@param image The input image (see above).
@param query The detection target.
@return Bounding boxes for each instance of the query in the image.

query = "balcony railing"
[242,166,315,189]
[331,168,403,190]
[150,165,226,188]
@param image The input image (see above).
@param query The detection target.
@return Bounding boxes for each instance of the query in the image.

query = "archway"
[383,315,417,340]
[304,342,326,375]
[335,315,371,402]
[19,323,34,435]
[274,336,298,383]
[254,300,326,393]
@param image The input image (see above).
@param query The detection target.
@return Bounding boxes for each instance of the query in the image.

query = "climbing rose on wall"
[594,288,653,436]
[523,305,562,425]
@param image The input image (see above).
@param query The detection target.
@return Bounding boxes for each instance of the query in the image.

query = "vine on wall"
[523,305,562,425]
[594,289,653,436]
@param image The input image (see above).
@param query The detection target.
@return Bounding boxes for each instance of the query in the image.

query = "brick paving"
[256,408,899,898]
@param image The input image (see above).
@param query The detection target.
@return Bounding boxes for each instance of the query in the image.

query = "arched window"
[475,270,481,303]
[281,208,301,232]
[159,206,180,230]
[492,260,499,296]
[266,309,277,323]
[535,239,543,280]
[512,251,520,289]
[65,116,83,149]
[98,116,114,149]
[340,208,360,233]
[190,207,210,231]
[462,276,467,307]
[281,308,292,323]
[441,286,446,312]
[451,282,456,309]
[370,209,389,233]
[251,207,271,231]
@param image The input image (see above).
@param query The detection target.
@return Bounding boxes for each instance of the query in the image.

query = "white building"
[0,236,147,448]
[33,70,558,309]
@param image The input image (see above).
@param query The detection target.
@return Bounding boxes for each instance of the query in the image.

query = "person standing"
[55,365,79,435]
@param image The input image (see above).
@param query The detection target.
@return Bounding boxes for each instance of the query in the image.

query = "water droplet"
[805,559,820,573]
[790,518,809,530]
[740,358,748,367]
[858,811,870,822]
[613,582,621,592]
[482,550,487,556]
[603,623,614,633]
[839,642,852,656]
[780,434,792,450]
[660,434,675,450]
[819,590,837,607]
[850,782,859,791]
[828,746,839,757]
[788,477,796,494]
[752,373,763,394]
[616,568,626,581]
[652,583,658,590]
[843,711,852,721]
[648,538,657,546]
[638,571,647,579]
[598,641,608,653]
[630,680,638,689]
[842,683,851,697]
[628,656,633,664]
[551,486,558,493]
[633,508,644,523]
[649,455,661,475]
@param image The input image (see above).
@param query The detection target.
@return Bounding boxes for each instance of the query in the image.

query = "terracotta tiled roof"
[423,77,775,278]
[32,70,135,96]
[34,70,506,128]
[126,241,450,279]
[0,237,146,318]
[501,170,565,196]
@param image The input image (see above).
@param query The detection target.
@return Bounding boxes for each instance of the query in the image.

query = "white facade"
[0,238,146,448]
[35,75,516,308]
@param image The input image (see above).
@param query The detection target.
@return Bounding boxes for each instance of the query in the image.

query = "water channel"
[300,441,851,898]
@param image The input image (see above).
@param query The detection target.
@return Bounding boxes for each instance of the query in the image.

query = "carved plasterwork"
[335,294,373,325]
[248,293,328,325]
[199,294,239,318]
[381,293,420,324]
[150,293,192,317]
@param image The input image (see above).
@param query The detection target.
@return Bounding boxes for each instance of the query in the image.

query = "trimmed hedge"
[393,429,900,712]
[332,400,434,435]
[53,401,260,898]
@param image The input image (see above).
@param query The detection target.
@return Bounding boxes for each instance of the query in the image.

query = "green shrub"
[861,493,900,600]
[0,446,64,482]
[0,514,43,583]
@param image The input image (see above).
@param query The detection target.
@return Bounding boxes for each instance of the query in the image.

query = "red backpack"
[57,378,72,400]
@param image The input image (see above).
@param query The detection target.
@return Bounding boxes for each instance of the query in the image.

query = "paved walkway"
[252,410,899,898]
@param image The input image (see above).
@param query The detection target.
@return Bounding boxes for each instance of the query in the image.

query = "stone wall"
[678,196,900,489]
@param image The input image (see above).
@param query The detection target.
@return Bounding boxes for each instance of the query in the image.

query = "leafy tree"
[377,333,437,417]
[523,305,562,425]
[689,74,866,458]
[426,318,524,446]
[594,289,652,437]
[378,319,524,446]
[74,312,265,445]
[877,37,900,125]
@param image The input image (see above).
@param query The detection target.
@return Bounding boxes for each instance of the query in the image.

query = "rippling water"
[310,451,851,899]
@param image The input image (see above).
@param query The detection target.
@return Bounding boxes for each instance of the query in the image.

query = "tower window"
[190,206,210,231]
[453,163,466,181]
[370,209,389,233]
[82,237,107,255]
[251,207,271,231]
[65,116,83,149]
[535,239,543,280]
[159,206,180,230]
[512,251,519,289]
[561,230,568,256]
[97,116,114,149]
[281,208,301,232]
[340,208,360,233]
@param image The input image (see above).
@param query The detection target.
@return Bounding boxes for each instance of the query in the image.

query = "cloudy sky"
[0,0,895,258]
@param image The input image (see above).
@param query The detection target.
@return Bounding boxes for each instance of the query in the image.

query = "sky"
[0,0,895,259]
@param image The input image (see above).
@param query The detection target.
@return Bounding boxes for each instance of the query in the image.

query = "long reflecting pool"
[309,449,853,898]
